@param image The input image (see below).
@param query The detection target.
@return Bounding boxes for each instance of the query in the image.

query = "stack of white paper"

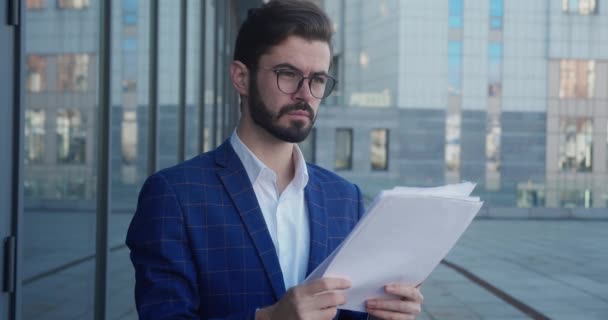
[305,182,483,312]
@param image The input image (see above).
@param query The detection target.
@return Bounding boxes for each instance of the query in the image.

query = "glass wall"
[21,0,250,318]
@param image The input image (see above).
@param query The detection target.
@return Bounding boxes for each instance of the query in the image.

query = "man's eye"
[312,76,326,84]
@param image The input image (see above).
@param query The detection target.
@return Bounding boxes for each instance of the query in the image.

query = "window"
[26,55,47,92]
[558,118,593,172]
[488,42,503,97]
[57,109,86,164]
[449,0,463,28]
[335,128,353,170]
[448,41,462,96]
[371,129,389,170]
[560,189,592,208]
[559,60,595,99]
[24,110,46,163]
[122,0,137,25]
[57,0,89,9]
[122,38,137,92]
[445,112,461,173]
[490,0,503,29]
[27,0,46,9]
[562,0,598,14]
[57,54,90,92]
[298,129,316,163]
[486,113,501,173]
[121,111,137,165]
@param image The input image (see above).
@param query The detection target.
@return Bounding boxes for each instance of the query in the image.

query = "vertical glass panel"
[22,0,99,318]
[156,0,180,169]
[185,0,202,159]
[371,129,388,170]
[108,0,148,317]
[558,118,593,172]
[448,41,462,96]
[298,128,316,163]
[205,0,216,151]
[449,0,463,28]
[488,42,502,97]
[335,128,353,170]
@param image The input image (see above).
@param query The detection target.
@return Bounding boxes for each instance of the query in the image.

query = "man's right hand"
[256,277,351,320]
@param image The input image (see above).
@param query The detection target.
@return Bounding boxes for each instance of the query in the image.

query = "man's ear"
[230,61,249,96]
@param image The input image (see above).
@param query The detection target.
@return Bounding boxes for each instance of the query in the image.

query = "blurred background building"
[1,0,606,319]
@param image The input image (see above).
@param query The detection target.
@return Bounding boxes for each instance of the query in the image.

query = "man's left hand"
[365,283,423,320]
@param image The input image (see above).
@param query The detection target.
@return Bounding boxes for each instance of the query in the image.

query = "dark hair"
[233,0,333,70]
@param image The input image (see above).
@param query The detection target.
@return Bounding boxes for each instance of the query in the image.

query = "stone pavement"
[21,215,608,319]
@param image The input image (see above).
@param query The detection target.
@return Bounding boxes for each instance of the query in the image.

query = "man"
[126,1,423,319]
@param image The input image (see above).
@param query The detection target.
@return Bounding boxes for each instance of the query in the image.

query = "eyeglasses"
[259,66,337,99]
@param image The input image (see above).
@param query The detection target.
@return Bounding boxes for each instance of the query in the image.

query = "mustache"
[277,103,314,121]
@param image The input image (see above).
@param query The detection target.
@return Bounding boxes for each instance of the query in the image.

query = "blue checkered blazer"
[126,140,368,319]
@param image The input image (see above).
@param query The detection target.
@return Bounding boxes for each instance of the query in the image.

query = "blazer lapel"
[305,166,329,276]
[215,140,286,300]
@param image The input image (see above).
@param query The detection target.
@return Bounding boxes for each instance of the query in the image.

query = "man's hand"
[365,283,424,320]
[256,277,351,320]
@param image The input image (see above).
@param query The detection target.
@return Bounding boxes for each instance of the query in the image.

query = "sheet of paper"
[305,183,482,312]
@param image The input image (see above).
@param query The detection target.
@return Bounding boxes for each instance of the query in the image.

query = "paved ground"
[21,215,608,319]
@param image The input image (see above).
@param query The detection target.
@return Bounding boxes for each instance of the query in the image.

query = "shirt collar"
[230,130,309,190]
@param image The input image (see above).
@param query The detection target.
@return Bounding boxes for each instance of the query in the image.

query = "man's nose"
[292,78,314,102]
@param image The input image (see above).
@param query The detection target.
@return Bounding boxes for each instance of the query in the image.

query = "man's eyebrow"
[272,63,329,76]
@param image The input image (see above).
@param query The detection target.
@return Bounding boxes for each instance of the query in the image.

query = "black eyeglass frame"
[258,66,338,99]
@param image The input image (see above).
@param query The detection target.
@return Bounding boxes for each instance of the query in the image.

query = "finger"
[304,277,351,295]
[366,307,416,320]
[366,299,421,315]
[385,284,424,303]
[315,307,339,320]
[314,291,347,309]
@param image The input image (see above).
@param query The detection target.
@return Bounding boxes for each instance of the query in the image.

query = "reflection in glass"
[335,128,353,170]
[58,0,90,9]
[562,0,597,14]
[122,0,137,25]
[560,189,592,208]
[27,0,46,9]
[449,0,463,28]
[371,129,388,171]
[57,109,86,164]
[57,54,90,92]
[26,55,47,92]
[121,111,137,165]
[558,118,593,172]
[488,42,502,97]
[121,38,137,92]
[559,60,595,99]
[490,0,503,29]
[486,113,501,172]
[517,182,545,208]
[24,109,46,164]
[448,41,462,96]
[298,128,316,163]
[445,112,461,173]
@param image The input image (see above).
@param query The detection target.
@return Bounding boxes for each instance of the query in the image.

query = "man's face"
[248,36,331,143]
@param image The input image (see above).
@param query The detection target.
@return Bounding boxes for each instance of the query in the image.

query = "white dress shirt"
[230,131,310,290]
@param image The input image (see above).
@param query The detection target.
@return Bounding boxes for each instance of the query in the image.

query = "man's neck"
[236,123,295,194]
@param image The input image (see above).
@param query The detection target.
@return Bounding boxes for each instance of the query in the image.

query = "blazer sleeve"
[354,184,366,220]
[126,173,258,320]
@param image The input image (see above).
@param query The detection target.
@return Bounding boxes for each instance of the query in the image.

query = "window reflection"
[25,109,46,164]
[486,113,501,172]
[56,109,86,164]
[445,112,461,173]
[26,0,46,10]
[26,55,47,92]
[448,41,462,96]
[58,0,90,9]
[488,43,502,97]
[335,128,353,170]
[121,111,137,165]
[560,189,592,208]
[121,38,137,92]
[122,0,137,25]
[559,60,595,99]
[558,118,593,172]
[490,0,503,29]
[371,129,388,171]
[562,0,597,15]
[57,54,90,92]
[449,0,463,28]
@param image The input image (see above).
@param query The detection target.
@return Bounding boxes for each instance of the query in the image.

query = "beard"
[248,78,316,143]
